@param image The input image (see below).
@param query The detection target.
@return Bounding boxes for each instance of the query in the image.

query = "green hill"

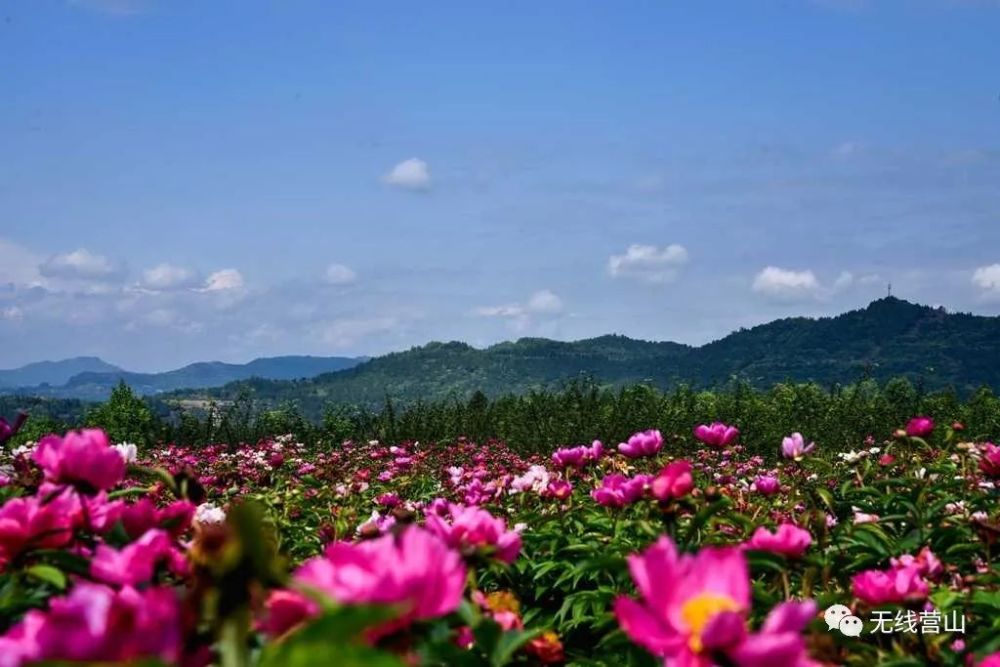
[174,298,1000,414]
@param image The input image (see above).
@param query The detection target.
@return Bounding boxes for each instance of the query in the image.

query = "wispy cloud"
[608,244,689,284]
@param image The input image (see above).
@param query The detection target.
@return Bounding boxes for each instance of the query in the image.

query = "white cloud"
[608,244,688,284]
[526,289,563,314]
[972,264,1000,293]
[383,158,431,190]
[475,289,564,333]
[200,269,245,292]
[752,266,821,298]
[141,263,198,290]
[40,249,119,281]
[324,263,358,286]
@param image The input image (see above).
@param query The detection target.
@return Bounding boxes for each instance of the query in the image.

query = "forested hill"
[176,298,1000,411]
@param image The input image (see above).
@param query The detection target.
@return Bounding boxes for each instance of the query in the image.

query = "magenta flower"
[264,526,466,638]
[91,529,188,586]
[551,440,602,468]
[851,565,929,605]
[32,429,125,493]
[592,474,650,508]
[904,416,934,438]
[979,443,1000,479]
[746,524,812,559]
[119,499,195,541]
[781,433,815,461]
[650,460,693,502]
[545,479,573,500]
[0,582,181,665]
[376,492,401,508]
[753,475,781,496]
[618,430,664,458]
[693,422,740,449]
[424,502,522,563]
[0,490,79,568]
[890,547,943,579]
[614,536,816,666]
[978,653,1000,667]
[0,412,27,445]
[258,589,319,638]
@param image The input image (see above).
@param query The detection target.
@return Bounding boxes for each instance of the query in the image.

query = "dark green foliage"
[174,298,1000,413]
[7,377,998,458]
[84,382,162,446]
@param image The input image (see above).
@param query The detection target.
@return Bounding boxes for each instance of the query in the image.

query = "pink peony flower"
[376,492,401,508]
[904,416,934,438]
[0,581,181,666]
[263,526,466,638]
[693,423,740,449]
[0,490,79,568]
[978,443,1000,479]
[32,429,125,493]
[753,475,781,496]
[781,433,815,461]
[551,440,602,468]
[650,460,693,502]
[746,524,812,558]
[545,479,573,500]
[424,503,522,563]
[91,529,188,586]
[978,653,1000,667]
[852,565,929,605]
[258,589,319,638]
[0,412,27,445]
[618,430,664,458]
[119,499,195,541]
[890,547,943,579]
[614,536,816,666]
[592,474,650,508]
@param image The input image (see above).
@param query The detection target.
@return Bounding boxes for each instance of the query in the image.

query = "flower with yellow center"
[680,593,741,653]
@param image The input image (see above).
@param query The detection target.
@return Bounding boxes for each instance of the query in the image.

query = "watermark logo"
[824,604,863,637]
[824,605,966,637]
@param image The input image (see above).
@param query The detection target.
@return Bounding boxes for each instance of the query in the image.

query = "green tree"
[85,381,161,446]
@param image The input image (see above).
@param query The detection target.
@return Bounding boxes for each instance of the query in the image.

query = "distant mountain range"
[0,356,367,400]
[166,297,1000,414]
[7,298,1000,409]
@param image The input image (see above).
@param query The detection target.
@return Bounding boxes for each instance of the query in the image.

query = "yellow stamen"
[680,593,740,653]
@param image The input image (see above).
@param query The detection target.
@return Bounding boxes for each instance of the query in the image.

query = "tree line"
[3,377,999,459]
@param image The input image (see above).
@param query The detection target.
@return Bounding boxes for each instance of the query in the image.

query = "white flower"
[194,503,227,525]
[509,465,550,495]
[114,442,138,464]
[12,442,36,458]
[868,447,881,455]
[946,501,967,515]
[971,511,989,522]
[838,450,866,463]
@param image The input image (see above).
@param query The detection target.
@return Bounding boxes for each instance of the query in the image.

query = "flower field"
[1,414,999,666]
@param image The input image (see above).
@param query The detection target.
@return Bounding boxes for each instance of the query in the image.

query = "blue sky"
[2,0,999,371]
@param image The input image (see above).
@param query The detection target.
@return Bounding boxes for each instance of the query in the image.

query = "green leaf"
[26,564,67,590]
[257,606,404,667]
[490,628,544,666]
